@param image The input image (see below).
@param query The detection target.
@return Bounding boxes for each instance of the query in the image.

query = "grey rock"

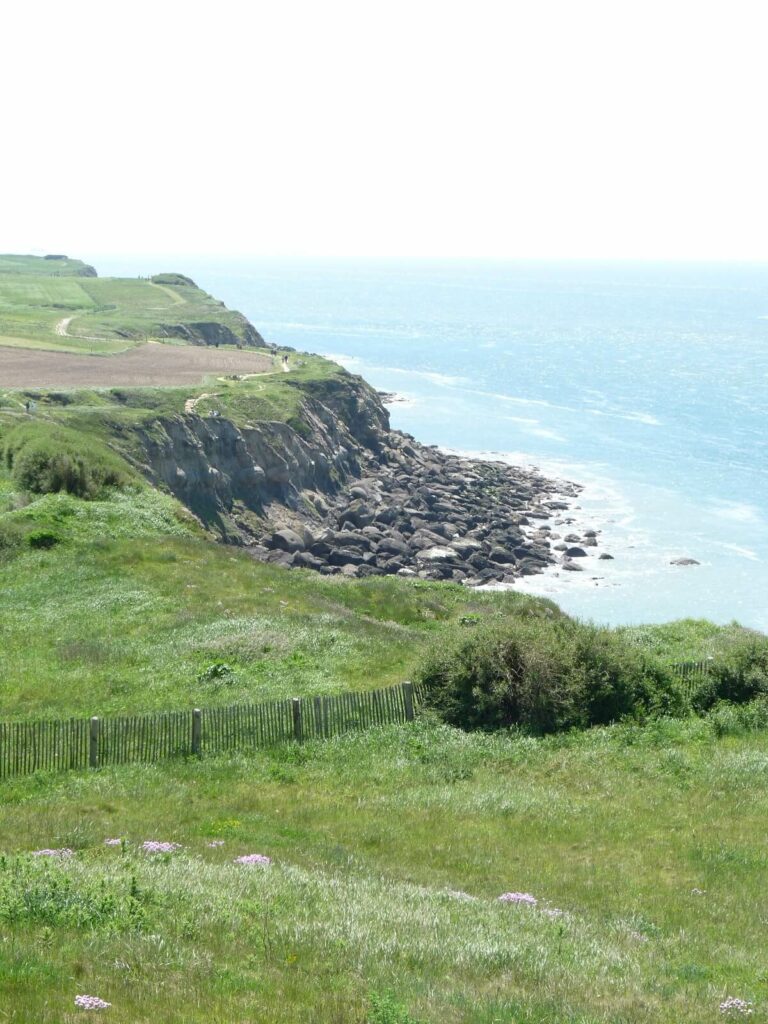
[449,539,483,558]
[333,531,372,551]
[328,548,366,567]
[488,546,516,564]
[271,528,305,553]
[416,546,457,562]
[293,551,324,570]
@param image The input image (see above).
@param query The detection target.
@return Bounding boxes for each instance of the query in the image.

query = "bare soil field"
[0,344,274,388]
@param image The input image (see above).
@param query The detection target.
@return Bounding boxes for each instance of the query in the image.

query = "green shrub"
[417,617,680,735]
[367,992,424,1024]
[707,696,768,736]
[706,632,768,705]
[0,519,26,552]
[197,662,235,684]
[27,529,59,549]
[4,422,135,500]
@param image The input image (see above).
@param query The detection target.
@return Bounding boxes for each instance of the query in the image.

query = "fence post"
[89,717,100,769]
[292,697,303,743]
[313,695,323,739]
[191,709,202,756]
[402,681,415,722]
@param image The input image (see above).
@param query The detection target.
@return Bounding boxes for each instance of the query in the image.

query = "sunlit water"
[98,257,768,630]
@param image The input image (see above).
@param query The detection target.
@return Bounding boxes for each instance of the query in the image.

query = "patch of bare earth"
[0,344,274,388]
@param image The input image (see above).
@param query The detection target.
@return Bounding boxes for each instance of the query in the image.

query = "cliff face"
[122,372,589,584]
[154,317,265,348]
[131,374,390,541]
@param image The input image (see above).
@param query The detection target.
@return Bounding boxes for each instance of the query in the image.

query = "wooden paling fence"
[671,659,715,699]
[0,682,425,781]
[0,662,718,782]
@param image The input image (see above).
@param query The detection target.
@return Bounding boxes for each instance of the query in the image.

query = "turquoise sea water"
[99,258,768,630]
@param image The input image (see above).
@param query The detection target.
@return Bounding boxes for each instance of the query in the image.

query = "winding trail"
[184,392,219,414]
[147,282,184,306]
[55,316,75,337]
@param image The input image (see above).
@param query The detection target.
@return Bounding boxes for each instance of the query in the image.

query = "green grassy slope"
[0,521,556,719]
[0,254,96,276]
[1,714,767,1022]
[0,255,260,353]
[0,360,756,721]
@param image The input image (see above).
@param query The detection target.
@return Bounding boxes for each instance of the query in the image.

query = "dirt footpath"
[0,344,274,388]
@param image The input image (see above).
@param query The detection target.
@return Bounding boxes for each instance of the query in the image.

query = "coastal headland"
[0,255,602,585]
[1,256,766,1024]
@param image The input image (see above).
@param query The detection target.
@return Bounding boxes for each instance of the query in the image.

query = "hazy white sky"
[3,0,767,260]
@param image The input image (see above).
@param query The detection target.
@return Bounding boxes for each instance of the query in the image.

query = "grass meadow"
[0,506,548,719]
[0,255,257,353]
[1,715,766,1022]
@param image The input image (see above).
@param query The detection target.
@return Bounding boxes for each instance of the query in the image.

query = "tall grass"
[1,717,767,1021]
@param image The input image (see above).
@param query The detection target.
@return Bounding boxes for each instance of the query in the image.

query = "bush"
[27,529,59,550]
[367,993,423,1024]
[417,617,680,735]
[4,423,135,500]
[0,520,26,552]
[707,632,768,705]
[707,696,768,736]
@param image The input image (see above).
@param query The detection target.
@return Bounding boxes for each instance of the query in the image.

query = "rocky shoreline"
[252,429,603,585]
[132,367,607,585]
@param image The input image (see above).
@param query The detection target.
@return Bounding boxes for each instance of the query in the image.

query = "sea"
[97,258,768,631]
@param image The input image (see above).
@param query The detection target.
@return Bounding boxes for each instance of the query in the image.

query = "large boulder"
[271,528,305,553]
[416,546,457,562]
[449,538,483,558]
[377,535,409,557]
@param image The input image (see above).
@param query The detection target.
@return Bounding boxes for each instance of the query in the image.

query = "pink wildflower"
[32,848,73,858]
[103,839,122,847]
[74,993,111,1010]
[720,997,753,1016]
[141,841,182,854]
[498,891,537,906]
[234,853,271,866]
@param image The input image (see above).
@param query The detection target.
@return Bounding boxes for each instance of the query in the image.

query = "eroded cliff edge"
[123,369,590,584]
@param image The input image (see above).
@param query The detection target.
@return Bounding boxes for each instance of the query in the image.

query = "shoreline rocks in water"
[136,367,605,585]
[253,430,592,585]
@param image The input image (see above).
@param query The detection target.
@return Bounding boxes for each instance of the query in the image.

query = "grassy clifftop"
[0,253,96,277]
[0,254,263,354]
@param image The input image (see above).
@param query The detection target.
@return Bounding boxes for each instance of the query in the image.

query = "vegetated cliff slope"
[117,367,584,584]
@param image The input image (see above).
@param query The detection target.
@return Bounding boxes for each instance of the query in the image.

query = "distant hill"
[0,253,96,277]
[0,254,264,354]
